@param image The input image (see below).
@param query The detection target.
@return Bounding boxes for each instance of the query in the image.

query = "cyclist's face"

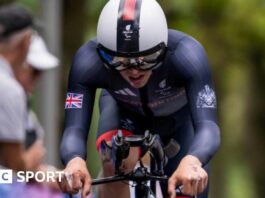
[120,68,152,88]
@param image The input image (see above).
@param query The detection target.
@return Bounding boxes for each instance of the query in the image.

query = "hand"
[58,157,92,198]
[24,139,46,170]
[37,164,61,191]
[168,155,208,198]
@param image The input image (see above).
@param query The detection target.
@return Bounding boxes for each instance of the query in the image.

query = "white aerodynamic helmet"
[97,0,168,71]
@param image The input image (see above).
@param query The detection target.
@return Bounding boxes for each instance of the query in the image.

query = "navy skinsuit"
[60,29,220,198]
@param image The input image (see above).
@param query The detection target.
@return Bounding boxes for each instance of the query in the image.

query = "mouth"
[129,75,145,84]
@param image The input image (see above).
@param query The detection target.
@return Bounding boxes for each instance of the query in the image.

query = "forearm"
[60,126,89,165]
[188,120,220,165]
[0,142,26,171]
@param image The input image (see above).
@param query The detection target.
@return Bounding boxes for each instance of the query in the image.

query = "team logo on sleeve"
[65,93,84,109]
[196,85,217,108]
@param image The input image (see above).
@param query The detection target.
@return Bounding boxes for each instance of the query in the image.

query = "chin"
[130,82,146,89]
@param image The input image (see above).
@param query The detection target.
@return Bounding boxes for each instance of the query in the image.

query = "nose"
[129,68,141,75]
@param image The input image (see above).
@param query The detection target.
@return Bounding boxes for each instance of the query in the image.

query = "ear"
[14,30,32,68]
[21,30,32,52]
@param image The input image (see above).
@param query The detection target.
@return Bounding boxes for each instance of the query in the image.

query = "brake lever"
[112,130,130,174]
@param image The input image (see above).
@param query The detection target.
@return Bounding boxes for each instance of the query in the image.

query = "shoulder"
[167,29,205,55]
[166,29,210,77]
[68,39,117,88]
[72,39,100,70]
[69,39,109,83]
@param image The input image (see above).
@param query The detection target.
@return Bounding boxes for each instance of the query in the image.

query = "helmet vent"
[122,0,136,21]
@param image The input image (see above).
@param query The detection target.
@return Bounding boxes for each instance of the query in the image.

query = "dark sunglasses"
[32,68,42,76]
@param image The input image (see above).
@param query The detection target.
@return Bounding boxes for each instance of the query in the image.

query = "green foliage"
[15,0,39,15]
[87,89,101,178]
[226,162,257,198]
[0,0,14,6]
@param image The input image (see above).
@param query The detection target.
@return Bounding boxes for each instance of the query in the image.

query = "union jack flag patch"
[65,92,84,109]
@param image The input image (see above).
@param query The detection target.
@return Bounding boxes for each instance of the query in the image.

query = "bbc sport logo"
[0,169,64,184]
[0,169,13,184]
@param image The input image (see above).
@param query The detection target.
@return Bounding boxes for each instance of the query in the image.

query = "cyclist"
[59,0,220,198]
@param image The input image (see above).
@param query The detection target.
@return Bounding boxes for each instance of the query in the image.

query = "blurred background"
[1,0,264,197]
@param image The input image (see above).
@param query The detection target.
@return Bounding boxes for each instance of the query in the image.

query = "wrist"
[67,156,86,167]
[182,155,202,166]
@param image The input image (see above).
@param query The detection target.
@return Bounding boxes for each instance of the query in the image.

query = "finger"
[60,178,72,194]
[72,172,83,192]
[82,176,91,198]
[203,171,209,189]
[197,179,205,194]
[198,169,208,194]
[196,173,206,194]
[64,172,79,194]
[182,176,193,196]
[65,172,73,190]
[57,176,67,192]
[58,172,72,193]
[201,175,208,194]
[168,177,177,198]
[193,177,200,195]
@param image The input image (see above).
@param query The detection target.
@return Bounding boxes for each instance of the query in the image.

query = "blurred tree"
[0,0,15,6]
[62,0,87,67]
[244,8,265,197]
